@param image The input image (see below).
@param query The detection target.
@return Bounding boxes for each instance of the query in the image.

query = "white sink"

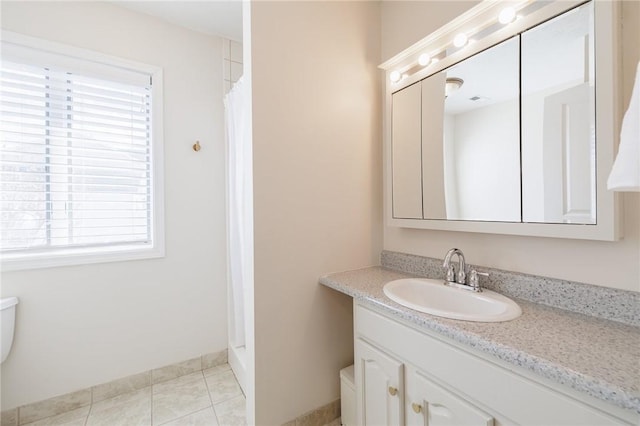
[383,278,522,322]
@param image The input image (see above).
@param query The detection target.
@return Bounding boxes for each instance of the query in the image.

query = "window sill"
[0,244,165,272]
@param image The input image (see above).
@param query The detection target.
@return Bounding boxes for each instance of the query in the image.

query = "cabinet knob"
[412,403,423,413]
[388,386,398,396]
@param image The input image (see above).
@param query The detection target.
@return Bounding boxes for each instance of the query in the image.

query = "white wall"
[381,1,481,63]
[250,1,382,423]
[382,1,640,292]
[0,1,228,409]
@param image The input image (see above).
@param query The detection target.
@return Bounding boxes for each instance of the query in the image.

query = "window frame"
[1,31,165,271]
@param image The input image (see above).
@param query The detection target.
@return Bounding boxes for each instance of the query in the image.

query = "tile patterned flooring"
[22,364,246,426]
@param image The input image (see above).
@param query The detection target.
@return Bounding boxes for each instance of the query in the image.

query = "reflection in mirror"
[436,36,520,221]
[521,2,595,224]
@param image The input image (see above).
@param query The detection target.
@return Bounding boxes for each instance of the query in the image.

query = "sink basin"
[383,278,522,322]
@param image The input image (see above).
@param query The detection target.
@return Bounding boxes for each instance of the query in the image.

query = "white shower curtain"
[225,76,252,349]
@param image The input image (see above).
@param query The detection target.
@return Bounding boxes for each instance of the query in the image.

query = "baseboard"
[282,399,341,426]
[228,345,247,394]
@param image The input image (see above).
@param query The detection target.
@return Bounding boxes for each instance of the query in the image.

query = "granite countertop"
[320,266,640,413]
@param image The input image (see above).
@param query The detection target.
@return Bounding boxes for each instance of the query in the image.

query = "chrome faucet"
[442,248,488,292]
[443,248,466,285]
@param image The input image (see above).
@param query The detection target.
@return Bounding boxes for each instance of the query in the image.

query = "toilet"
[1,297,19,363]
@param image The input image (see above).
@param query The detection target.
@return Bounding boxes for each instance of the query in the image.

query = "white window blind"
[1,45,156,258]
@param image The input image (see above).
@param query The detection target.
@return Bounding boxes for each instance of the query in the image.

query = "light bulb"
[498,7,516,24]
[418,53,431,66]
[390,71,401,83]
[453,33,468,48]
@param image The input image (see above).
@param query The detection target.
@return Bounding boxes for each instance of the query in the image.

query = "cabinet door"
[391,82,423,219]
[355,338,404,426]
[406,367,494,426]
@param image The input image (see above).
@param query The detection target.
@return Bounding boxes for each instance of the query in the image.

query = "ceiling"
[112,1,243,41]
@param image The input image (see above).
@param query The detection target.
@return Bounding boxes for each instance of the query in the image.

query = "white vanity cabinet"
[356,339,404,426]
[354,301,637,426]
[405,366,494,426]
[356,337,494,426]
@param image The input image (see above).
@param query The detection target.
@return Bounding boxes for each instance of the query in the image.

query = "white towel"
[608,61,640,192]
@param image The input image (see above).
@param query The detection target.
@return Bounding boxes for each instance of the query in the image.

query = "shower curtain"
[225,76,251,350]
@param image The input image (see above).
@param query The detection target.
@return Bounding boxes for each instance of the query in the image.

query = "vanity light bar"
[388,2,532,83]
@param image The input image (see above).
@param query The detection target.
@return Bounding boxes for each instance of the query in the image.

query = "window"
[0,32,164,270]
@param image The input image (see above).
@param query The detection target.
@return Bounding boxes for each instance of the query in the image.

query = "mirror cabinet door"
[422,73,447,220]
[392,37,521,222]
[391,83,422,219]
[521,1,595,224]
[440,36,520,221]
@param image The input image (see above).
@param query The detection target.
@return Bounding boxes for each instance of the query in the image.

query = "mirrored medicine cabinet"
[382,0,622,241]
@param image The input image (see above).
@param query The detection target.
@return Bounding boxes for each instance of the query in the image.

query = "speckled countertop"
[320,266,640,413]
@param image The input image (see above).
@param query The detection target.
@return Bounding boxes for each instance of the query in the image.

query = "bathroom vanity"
[341,0,640,422]
[320,256,640,426]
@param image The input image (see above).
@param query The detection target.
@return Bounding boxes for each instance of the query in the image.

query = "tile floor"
[23,364,246,426]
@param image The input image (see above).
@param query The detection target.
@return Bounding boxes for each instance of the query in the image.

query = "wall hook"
[193,140,201,152]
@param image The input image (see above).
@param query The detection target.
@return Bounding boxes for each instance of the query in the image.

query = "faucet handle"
[469,269,489,291]
[445,263,456,282]
[457,268,466,285]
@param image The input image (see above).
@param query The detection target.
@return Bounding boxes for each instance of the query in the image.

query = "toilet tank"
[1,297,19,363]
